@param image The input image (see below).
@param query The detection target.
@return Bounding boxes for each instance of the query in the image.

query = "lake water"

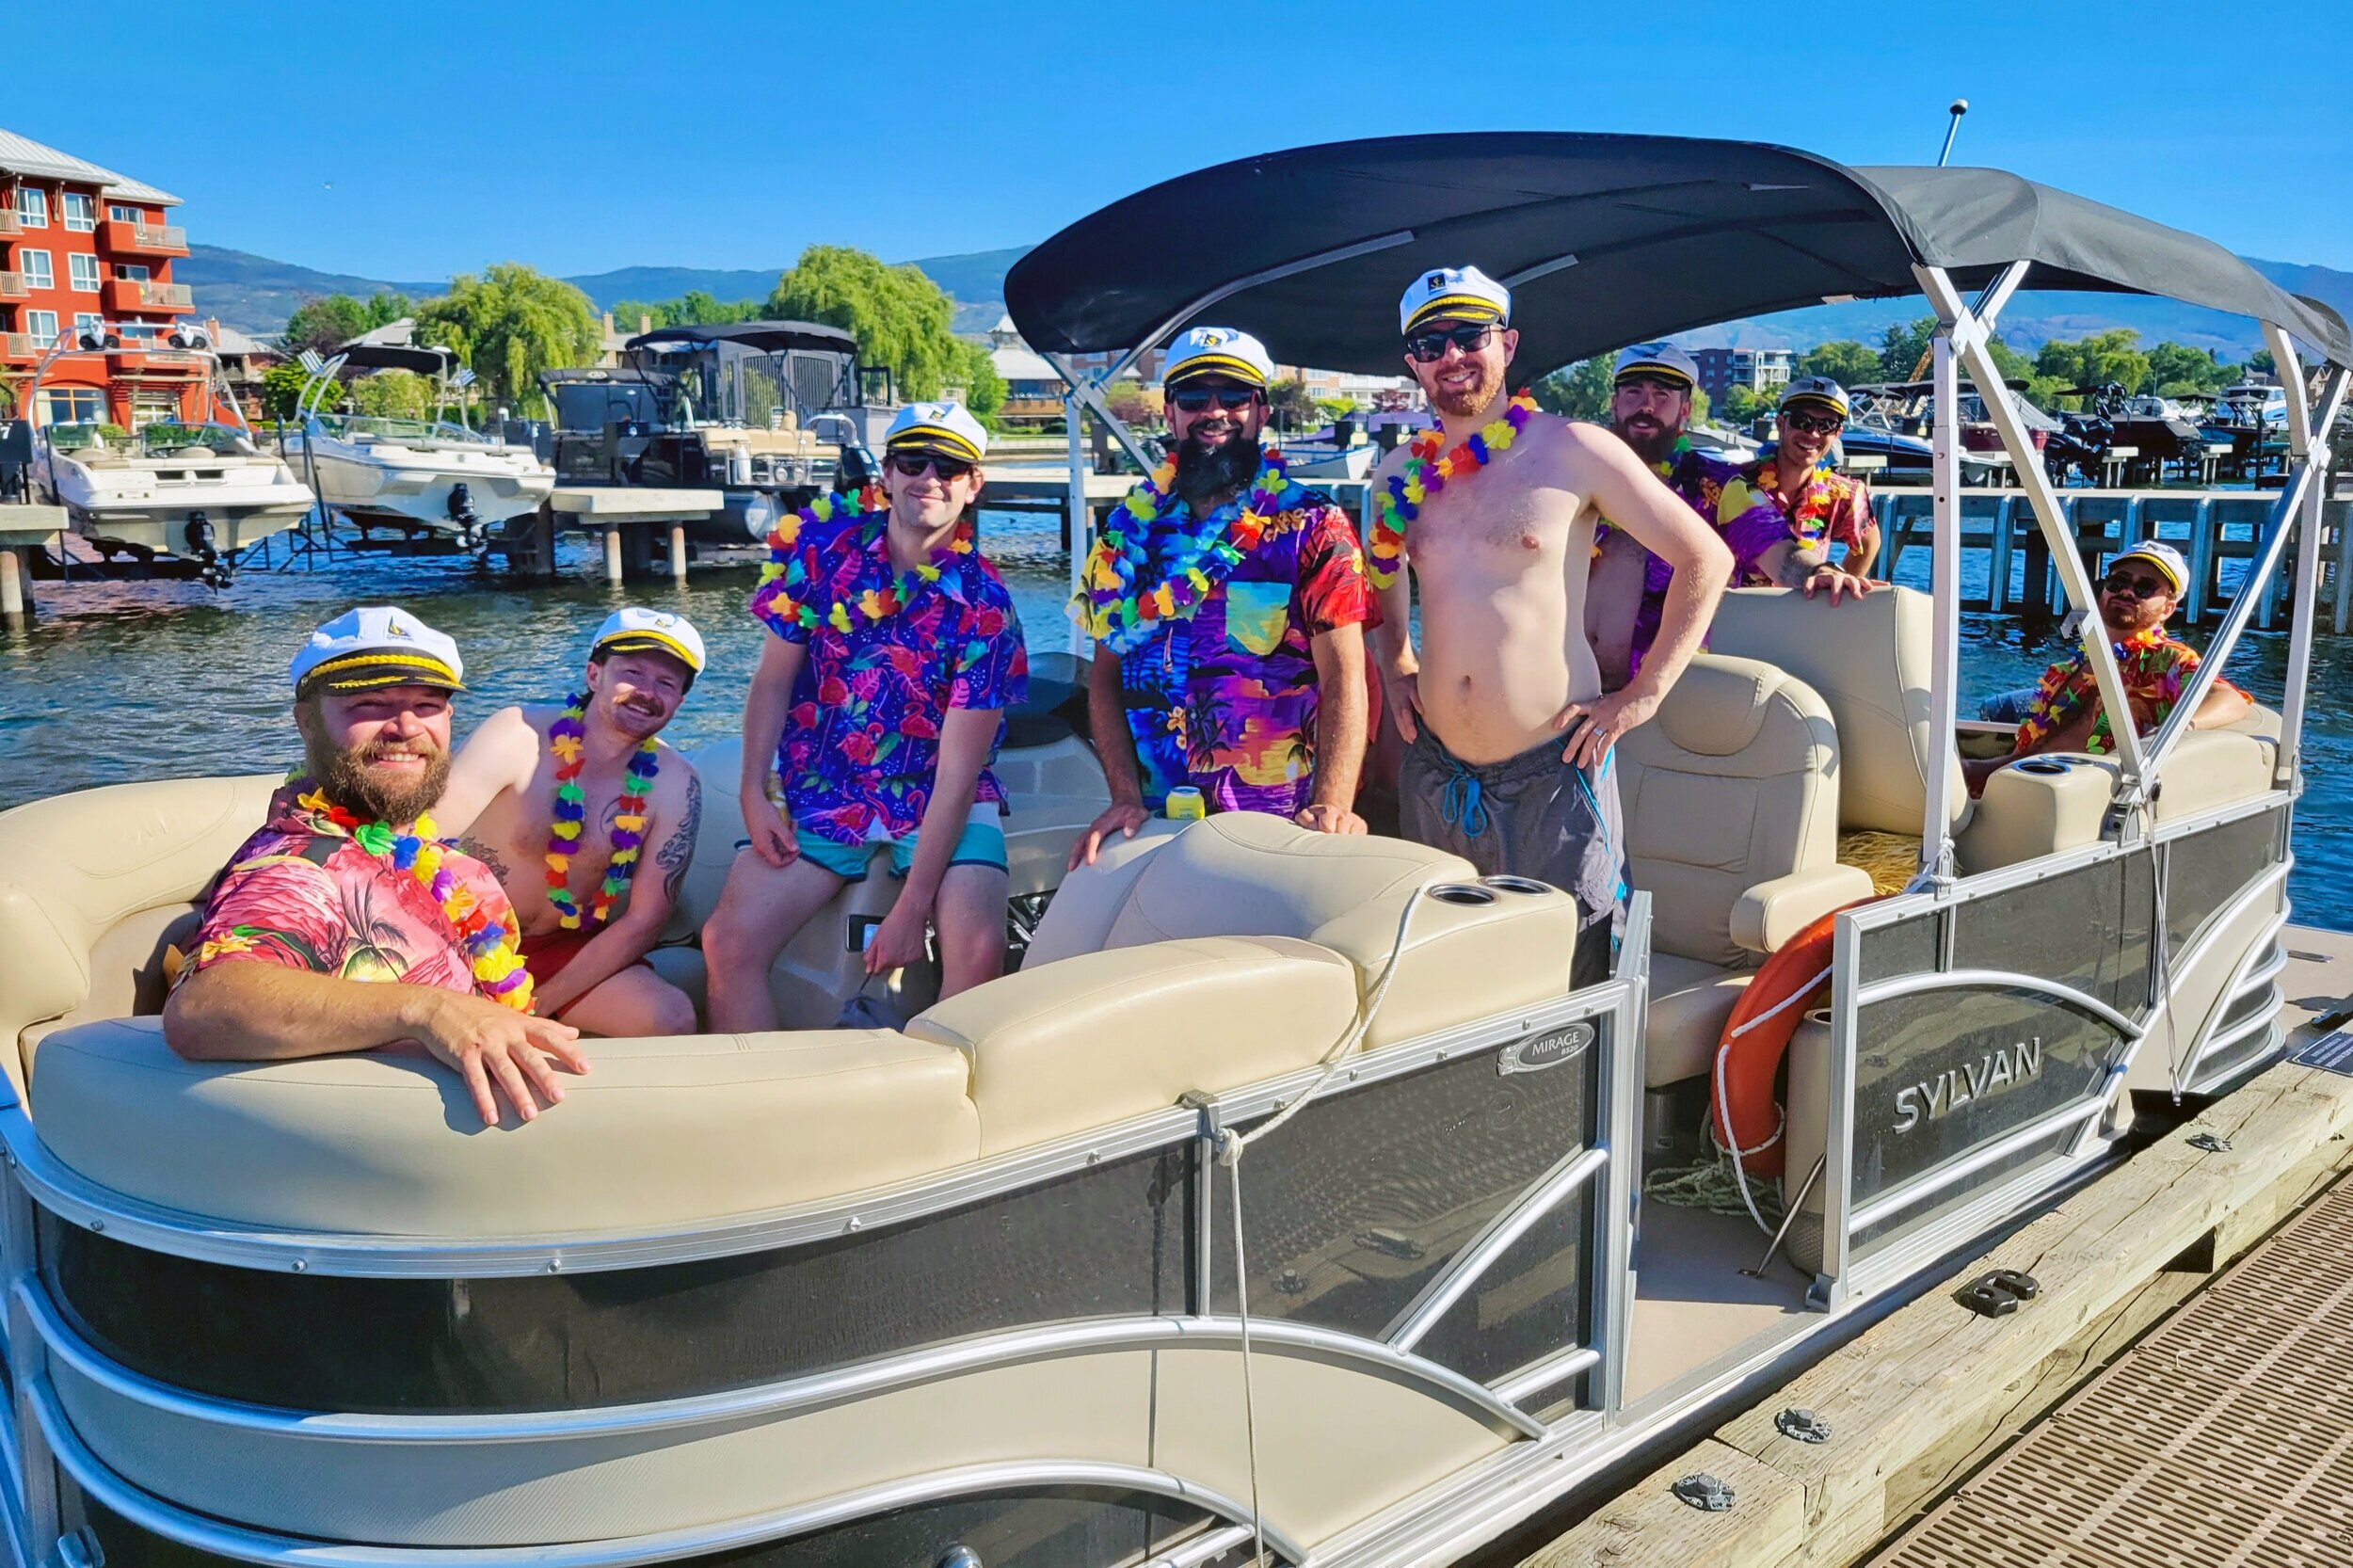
[3,510,2346,929]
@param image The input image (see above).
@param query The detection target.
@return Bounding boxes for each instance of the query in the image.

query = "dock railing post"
[0,547,24,620]
[2268,343,2347,790]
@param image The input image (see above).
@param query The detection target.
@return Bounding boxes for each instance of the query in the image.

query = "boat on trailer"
[280,343,555,549]
[0,136,2346,1568]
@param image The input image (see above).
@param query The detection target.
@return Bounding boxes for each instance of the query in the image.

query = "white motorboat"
[281,344,553,547]
[26,327,312,585]
[0,137,2344,1568]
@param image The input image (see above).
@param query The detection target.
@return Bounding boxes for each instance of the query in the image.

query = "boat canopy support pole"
[2145,333,2346,785]
[1919,263,2153,820]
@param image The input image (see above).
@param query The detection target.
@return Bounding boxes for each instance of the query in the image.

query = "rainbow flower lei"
[1070,445,1296,654]
[1369,390,1539,588]
[546,692,660,930]
[295,788,535,1011]
[750,483,976,634]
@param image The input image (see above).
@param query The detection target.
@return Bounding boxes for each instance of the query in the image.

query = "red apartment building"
[0,127,202,430]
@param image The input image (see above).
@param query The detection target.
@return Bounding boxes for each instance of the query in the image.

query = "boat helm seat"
[1956,719,2280,875]
[1026,811,1585,1049]
[1616,656,1870,1088]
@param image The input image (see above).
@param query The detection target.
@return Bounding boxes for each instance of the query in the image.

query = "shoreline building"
[0,128,201,430]
[1691,344,1795,406]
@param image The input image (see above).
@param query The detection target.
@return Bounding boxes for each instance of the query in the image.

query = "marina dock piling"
[0,505,66,620]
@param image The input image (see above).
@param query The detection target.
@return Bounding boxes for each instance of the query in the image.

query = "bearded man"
[1369,268,1730,987]
[437,609,706,1036]
[1583,343,1845,688]
[1069,326,1376,865]
[163,607,587,1128]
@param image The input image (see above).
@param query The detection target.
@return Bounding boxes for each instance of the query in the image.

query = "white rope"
[1210,892,1424,1566]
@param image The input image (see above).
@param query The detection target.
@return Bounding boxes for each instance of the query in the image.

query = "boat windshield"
[316,414,488,445]
[43,423,107,453]
[139,423,257,457]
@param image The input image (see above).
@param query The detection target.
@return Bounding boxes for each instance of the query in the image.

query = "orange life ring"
[1708,903,1869,1179]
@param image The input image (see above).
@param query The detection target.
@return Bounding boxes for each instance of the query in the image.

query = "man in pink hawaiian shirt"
[704,403,1027,1030]
[164,607,587,1128]
[1740,377,1881,593]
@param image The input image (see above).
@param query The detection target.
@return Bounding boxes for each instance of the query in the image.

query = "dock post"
[2186,501,2216,623]
[525,502,558,581]
[669,524,688,584]
[2019,514,2052,632]
[602,527,623,585]
[1987,499,2015,613]
[0,547,25,620]
[2334,498,2352,635]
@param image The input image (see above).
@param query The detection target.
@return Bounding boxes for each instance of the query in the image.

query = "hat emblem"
[1427,274,1446,292]
[384,617,411,640]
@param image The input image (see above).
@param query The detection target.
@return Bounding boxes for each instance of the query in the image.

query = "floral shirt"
[2010,626,2246,756]
[1743,456,1874,559]
[1116,490,1377,816]
[1604,438,1791,665]
[753,511,1029,847]
[183,783,518,997]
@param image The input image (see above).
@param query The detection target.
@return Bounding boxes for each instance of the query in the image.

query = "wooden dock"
[0,504,64,618]
[1513,924,2353,1568]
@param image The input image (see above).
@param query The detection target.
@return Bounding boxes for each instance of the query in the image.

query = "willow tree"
[767,246,1004,420]
[414,264,599,416]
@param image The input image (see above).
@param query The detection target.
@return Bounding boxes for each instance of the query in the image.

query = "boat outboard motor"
[182,513,232,589]
[444,482,486,551]
[833,441,879,495]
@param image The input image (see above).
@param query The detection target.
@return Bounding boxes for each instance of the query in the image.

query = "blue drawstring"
[1436,750,1491,839]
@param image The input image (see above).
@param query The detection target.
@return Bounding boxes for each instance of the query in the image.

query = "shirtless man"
[438,609,705,1035]
[1369,266,1732,986]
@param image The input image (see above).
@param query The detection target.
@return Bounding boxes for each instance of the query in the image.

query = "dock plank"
[1520,990,2353,1568]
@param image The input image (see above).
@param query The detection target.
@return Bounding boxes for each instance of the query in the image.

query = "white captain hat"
[2109,539,2188,595]
[1779,376,1850,419]
[1613,342,1701,391]
[1161,327,1274,390]
[1400,265,1512,334]
[590,607,707,678]
[884,401,988,463]
[290,605,465,697]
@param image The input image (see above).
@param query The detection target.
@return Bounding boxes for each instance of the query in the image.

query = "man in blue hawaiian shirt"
[704,402,1028,1030]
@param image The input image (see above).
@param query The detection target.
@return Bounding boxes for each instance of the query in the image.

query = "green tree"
[413,264,600,417]
[2035,329,2152,398]
[765,246,1003,419]
[346,369,434,420]
[1266,377,1321,431]
[1721,385,1769,425]
[259,360,314,421]
[281,295,371,358]
[1686,386,1711,426]
[2250,348,2276,376]
[2147,342,2234,396]
[1531,357,1614,421]
[1796,340,1881,386]
[1879,316,1938,382]
[1103,379,1161,428]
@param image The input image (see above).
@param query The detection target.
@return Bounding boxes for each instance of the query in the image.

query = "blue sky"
[12,3,2347,281]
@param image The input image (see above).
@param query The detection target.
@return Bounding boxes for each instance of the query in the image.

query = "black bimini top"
[333,343,452,376]
[1005,134,2351,376]
[626,321,856,356]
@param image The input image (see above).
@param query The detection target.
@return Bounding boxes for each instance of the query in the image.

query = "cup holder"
[2014,758,2073,776]
[1427,883,1498,906]
[1481,875,1553,896]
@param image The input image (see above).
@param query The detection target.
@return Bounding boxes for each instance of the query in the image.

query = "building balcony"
[3,334,36,362]
[100,218,188,257]
[0,212,18,240]
[0,272,24,300]
[104,279,193,314]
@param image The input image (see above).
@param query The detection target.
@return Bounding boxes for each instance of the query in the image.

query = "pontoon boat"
[280,344,553,548]
[0,135,2344,1568]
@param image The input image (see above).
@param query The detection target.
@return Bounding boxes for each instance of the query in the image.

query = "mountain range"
[180,243,2352,365]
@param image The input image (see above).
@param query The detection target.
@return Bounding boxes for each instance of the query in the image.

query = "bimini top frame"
[1006,133,2352,879]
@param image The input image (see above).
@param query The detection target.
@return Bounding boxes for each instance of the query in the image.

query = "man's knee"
[648,978,700,1036]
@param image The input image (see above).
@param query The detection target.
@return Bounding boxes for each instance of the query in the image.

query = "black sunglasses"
[2102,570,2169,599]
[1170,386,1259,413]
[888,452,975,481]
[1404,322,1502,362]
[1785,410,1843,435]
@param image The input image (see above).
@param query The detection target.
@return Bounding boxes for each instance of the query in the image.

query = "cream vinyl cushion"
[1617,656,1865,1085]
[1023,813,1585,1049]
[33,1017,982,1236]
[910,936,1359,1154]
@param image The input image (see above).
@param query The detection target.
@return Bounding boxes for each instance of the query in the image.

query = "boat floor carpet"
[1626,1202,1811,1403]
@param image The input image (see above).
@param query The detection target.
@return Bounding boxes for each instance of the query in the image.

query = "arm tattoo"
[657,771,702,905]
[455,836,511,883]
[1772,545,1830,588]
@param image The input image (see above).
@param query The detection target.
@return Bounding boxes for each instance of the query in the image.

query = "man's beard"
[1615,415,1684,466]
[2101,599,2170,638]
[1174,431,1261,509]
[1428,355,1507,421]
[308,734,451,825]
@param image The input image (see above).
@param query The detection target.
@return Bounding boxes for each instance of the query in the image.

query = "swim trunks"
[517,928,652,1017]
[1398,727,1628,991]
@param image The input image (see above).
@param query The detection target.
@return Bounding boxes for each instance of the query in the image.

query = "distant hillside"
[179,245,439,335]
[561,266,778,311]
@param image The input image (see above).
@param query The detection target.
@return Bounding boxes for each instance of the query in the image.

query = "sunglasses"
[1785,410,1844,435]
[1170,387,1259,413]
[887,452,976,481]
[1404,322,1502,362]
[2102,570,2170,599]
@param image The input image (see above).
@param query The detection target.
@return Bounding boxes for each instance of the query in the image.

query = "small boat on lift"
[280,343,554,549]
[25,324,312,585]
[0,136,2345,1568]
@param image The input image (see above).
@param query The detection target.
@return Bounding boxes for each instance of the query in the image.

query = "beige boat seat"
[1021,811,1585,1052]
[1619,656,1871,1087]
[0,775,279,1104]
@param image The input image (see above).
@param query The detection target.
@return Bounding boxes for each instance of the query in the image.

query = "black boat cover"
[1005,134,2351,377]
[331,343,452,376]
[626,321,856,356]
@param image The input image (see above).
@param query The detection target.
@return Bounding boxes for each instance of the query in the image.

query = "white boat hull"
[34,450,313,557]
[286,430,555,534]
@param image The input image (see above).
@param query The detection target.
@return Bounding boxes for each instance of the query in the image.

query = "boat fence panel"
[1202,1021,1603,1399]
[2163,805,2289,952]
[35,1144,1195,1415]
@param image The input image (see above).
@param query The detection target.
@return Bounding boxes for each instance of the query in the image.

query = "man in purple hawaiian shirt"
[1068,326,1377,866]
[1586,343,1794,688]
[704,402,1028,1030]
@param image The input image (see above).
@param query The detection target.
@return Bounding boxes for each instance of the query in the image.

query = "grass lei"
[295,788,535,1012]
[1369,390,1539,588]
[750,483,975,634]
[1070,444,1294,654]
[546,692,660,930]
